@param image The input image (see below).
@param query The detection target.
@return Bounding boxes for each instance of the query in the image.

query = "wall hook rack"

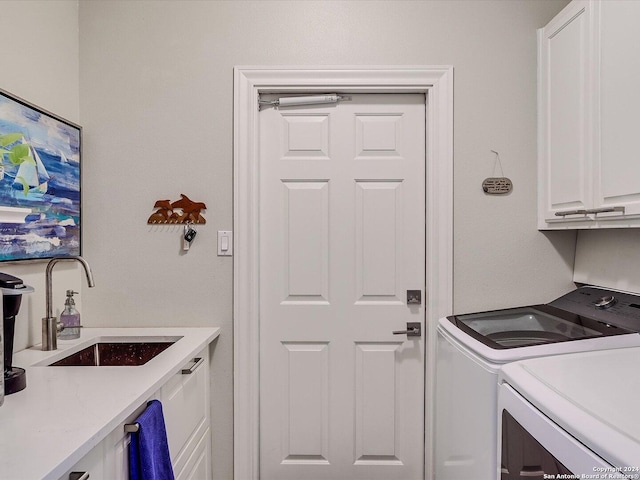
[147,194,207,224]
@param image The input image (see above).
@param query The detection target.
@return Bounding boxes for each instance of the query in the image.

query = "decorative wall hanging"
[147,194,207,224]
[482,150,513,195]
[0,88,81,261]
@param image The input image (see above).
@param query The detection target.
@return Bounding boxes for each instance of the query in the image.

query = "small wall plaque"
[482,177,513,195]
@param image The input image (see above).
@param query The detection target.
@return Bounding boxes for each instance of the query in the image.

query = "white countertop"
[0,327,220,480]
[501,347,640,469]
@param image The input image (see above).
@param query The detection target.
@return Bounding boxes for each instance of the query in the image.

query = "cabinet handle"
[69,473,90,480]
[181,357,203,375]
[585,206,625,215]
[554,209,587,216]
[555,206,625,217]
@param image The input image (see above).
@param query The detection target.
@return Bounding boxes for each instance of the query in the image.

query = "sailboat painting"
[0,89,81,261]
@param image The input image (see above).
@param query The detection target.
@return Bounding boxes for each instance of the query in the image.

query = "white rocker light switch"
[218,231,233,256]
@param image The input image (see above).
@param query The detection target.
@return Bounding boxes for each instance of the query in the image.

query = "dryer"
[498,347,640,477]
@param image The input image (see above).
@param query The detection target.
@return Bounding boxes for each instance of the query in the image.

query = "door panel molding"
[233,66,454,480]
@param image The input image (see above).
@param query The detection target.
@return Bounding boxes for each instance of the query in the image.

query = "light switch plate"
[217,230,233,256]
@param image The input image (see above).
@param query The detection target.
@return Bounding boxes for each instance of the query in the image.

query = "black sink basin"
[50,341,174,366]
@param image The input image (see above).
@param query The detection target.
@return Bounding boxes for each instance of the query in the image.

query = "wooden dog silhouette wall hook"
[147,194,207,224]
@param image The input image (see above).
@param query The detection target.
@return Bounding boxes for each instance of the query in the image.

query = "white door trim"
[233,66,454,480]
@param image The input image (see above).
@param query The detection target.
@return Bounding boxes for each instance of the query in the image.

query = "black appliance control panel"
[550,287,640,332]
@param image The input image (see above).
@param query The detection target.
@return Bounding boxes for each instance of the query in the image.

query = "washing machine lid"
[448,285,640,349]
[449,304,628,349]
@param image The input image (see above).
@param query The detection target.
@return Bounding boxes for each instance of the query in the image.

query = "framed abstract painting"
[0,89,81,261]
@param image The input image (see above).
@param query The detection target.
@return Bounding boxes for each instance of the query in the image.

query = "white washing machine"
[435,286,640,480]
[498,347,640,477]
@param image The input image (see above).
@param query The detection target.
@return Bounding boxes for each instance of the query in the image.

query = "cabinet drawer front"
[162,349,209,463]
[176,428,211,480]
[59,442,105,480]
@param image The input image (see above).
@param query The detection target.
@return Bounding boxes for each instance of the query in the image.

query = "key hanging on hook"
[184,224,197,243]
[182,223,197,251]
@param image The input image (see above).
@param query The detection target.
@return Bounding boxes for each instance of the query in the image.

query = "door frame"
[233,66,454,480]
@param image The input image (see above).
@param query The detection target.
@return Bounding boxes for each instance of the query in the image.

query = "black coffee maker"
[1,273,34,399]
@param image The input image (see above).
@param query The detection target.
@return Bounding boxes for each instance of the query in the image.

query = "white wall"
[0,1,82,352]
[78,1,574,478]
[574,230,640,293]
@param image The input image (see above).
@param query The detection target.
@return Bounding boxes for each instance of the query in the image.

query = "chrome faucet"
[42,256,95,351]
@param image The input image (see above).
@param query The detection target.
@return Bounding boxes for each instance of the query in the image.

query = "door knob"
[392,322,421,337]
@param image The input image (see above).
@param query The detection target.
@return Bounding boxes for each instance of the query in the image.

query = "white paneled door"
[259,94,426,480]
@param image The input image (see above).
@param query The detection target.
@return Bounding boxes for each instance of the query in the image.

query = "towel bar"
[124,422,140,433]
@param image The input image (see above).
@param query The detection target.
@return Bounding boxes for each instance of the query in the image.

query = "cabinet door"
[594,0,640,219]
[103,425,130,480]
[103,402,150,480]
[162,347,210,478]
[538,0,594,225]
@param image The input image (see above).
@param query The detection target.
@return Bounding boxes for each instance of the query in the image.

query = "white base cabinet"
[538,0,640,229]
[59,347,211,480]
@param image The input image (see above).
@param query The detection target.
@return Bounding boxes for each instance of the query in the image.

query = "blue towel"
[129,400,175,480]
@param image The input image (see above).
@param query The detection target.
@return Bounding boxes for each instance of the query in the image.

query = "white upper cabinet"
[596,1,640,221]
[539,0,593,225]
[538,0,640,229]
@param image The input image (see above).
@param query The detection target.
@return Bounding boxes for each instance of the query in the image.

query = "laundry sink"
[46,337,179,366]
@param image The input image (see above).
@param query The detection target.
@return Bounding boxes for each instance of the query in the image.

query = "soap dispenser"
[59,290,81,340]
